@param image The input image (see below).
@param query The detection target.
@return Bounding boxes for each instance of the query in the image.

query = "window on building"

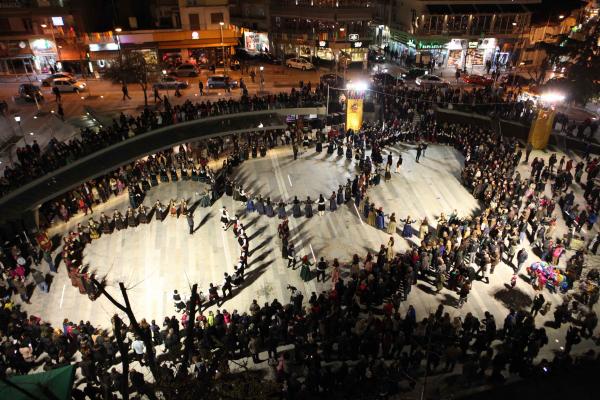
[128,17,138,29]
[210,12,224,24]
[189,13,200,30]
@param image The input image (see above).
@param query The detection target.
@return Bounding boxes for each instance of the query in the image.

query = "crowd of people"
[0,76,599,398]
[0,88,324,197]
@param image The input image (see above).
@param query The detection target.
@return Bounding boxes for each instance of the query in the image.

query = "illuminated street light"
[14,116,20,123]
[540,92,566,103]
[114,27,122,33]
[512,22,517,26]
[40,23,47,28]
[346,81,368,91]
[339,27,345,31]
[559,15,565,19]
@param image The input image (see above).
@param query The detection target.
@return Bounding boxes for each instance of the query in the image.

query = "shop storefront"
[387,30,417,64]
[415,38,449,68]
[0,40,36,74]
[242,31,270,53]
[88,42,119,72]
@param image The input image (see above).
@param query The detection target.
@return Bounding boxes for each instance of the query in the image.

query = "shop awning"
[159,38,238,50]
[0,365,75,400]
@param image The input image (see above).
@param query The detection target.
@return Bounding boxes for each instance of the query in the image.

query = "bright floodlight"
[540,92,566,103]
[258,123,264,128]
[14,116,21,123]
[219,22,225,26]
[346,81,368,91]
[115,27,122,33]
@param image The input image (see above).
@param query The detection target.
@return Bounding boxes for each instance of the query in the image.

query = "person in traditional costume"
[100,212,113,234]
[376,207,385,229]
[154,200,166,221]
[300,256,313,281]
[265,197,274,217]
[387,213,397,235]
[329,192,337,211]
[401,216,416,238]
[88,218,101,240]
[169,199,178,217]
[246,195,255,212]
[337,185,344,204]
[127,207,138,227]
[277,201,286,219]
[255,195,265,215]
[138,205,148,224]
[292,196,301,218]
[179,200,188,218]
[304,196,314,218]
[317,194,326,216]
[419,218,429,240]
[367,205,376,226]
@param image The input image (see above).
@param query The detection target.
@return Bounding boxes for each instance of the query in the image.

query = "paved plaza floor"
[23,142,600,365]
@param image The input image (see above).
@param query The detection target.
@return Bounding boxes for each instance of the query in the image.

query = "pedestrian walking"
[122,83,131,100]
[531,293,545,316]
[198,81,204,96]
[416,145,422,163]
[222,273,233,298]
[31,268,49,293]
[457,281,471,308]
[153,87,161,103]
[52,86,61,103]
[187,212,194,234]
[57,104,64,121]
[316,257,327,282]
[287,243,296,268]
[516,248,528,274]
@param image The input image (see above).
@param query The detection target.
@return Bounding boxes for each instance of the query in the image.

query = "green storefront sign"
[416,40,448,50]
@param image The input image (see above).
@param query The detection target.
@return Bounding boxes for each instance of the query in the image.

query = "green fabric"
[0,365,75,400]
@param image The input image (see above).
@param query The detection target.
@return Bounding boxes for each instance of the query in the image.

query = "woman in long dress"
[367,205,376,226]
[305,196,313,218]
[88,218,101,240]
[329,192,337,212]
[376,208,385,229]
[299,256,313,281]
[386,237,395,262]
[317,194,326,216]
[419,218,429,240]
[265,197,275,217]
[277,201,286,219]
[256,195,265,215]
[401,215,416,238]
[387,212,397,235]
[246,195,255,212]
[169,200,178,217]
[292,196,302,218]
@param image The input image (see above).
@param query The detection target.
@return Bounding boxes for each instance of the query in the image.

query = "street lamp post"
[162,69,169,98]
[259,66,264,93]
[14,116,28,145]
[219,22,227,76]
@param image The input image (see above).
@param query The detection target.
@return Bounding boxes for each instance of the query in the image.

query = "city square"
[1,1,600,400]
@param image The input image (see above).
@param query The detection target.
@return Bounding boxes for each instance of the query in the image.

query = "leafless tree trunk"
[112,314,130,400]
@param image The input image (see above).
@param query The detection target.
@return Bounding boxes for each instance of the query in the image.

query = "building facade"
[379,0,542,72]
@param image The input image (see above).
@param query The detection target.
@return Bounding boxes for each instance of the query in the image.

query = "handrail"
[0,107,324,222]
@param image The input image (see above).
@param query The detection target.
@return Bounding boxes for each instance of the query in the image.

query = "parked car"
[51,78,87,92]
[320,73,344,88]
[257,52,282,65]
[170,64,198,77]
[41,72,73,86]
[371,72,403,86]
[18,84,44,102]
[207,75,238,89]
[462,74,494,86]
[286,57,315,70]
[415,74,449,88]
[368,50,386,63]
[152,77,188,90]
[499,73,533,87]
[402,67,428,80]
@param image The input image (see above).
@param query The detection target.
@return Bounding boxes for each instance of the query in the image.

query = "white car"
[42,72,73,86]
[415,74,449,88]
[51,77,87,93]
[286,57,314,70]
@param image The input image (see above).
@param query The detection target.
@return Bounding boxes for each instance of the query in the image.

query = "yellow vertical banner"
[528,109,555,150]
[346,98,363,132]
